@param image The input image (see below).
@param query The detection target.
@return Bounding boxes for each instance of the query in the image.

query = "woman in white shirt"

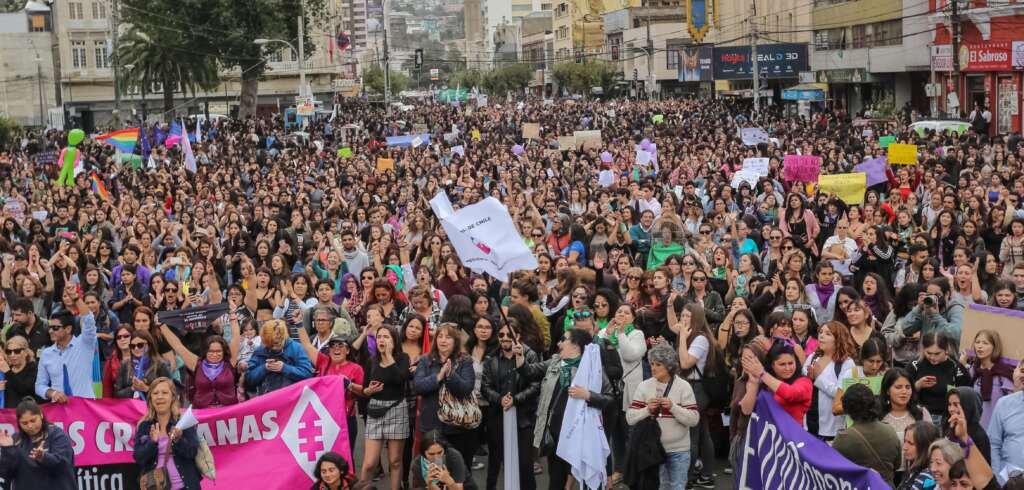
[802,320,857,441]
[676,301,719,488]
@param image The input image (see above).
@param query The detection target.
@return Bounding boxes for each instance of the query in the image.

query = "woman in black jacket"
[133,377,202,489]
[0,398,76,490]
[114,330,171,400]
[0,335,43,407]
[481,319,542,490]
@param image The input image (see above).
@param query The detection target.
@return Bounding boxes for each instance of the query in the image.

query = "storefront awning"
[782,83,828,101]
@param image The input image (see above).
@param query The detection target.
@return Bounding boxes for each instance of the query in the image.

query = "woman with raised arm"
[160,322,238,409]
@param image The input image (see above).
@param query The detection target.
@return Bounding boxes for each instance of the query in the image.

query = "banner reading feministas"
[0,377,349,490]
[738,391,889,490]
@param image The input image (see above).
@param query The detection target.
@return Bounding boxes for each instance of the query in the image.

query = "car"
[909,119,971,136]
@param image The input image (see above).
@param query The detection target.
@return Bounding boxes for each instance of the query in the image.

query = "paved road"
[350,418,736,489]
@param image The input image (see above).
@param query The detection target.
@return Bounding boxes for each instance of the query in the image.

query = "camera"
[923,294,940,308]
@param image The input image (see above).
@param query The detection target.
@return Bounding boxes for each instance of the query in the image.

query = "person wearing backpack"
[802,321,857,441]
[676,302,722,488]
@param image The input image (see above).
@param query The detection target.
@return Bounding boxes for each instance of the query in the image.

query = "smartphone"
[181,281,190,297]
[59,231,75,240]
[169,257,182,266]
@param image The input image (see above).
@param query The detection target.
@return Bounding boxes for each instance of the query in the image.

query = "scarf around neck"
[814,283,835,307]
[200,360,226,381]
[973,360,1015,401]
[559,356,582,387]
[603,323,635,348]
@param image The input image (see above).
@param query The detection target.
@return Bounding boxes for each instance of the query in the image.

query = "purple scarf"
[200,360,226,381]
[814,283,835,308]
[367,334,378,359]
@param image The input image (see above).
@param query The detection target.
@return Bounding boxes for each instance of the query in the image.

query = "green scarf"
[559,356,582,387]
[598,323,630,349]
[562,308,576,332]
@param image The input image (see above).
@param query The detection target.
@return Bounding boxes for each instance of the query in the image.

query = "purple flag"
[739,391,890,490]
[854,157,889,187]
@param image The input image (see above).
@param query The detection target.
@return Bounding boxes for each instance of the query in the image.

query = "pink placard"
[782,154,822,182]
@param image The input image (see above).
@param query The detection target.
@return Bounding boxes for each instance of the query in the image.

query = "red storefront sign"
[933,42,1024,72]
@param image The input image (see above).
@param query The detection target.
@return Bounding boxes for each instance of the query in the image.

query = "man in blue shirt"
[35,290,97,402]
[990,362,1024,484]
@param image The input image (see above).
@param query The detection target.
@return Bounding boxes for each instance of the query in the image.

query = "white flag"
[739,127,770,146]
[429,192,537,282]
[411,136,423,148]
[181,118,197,173]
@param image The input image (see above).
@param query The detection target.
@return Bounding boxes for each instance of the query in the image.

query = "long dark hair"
[903,421,941,477]
[465,315,499,355]
[879,368,925,421]
[766,342,804,384]
[14,397,49,438]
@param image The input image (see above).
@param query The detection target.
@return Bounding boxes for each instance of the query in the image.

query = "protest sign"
[157,303,229,334]
[375,158,395,173]
[471,129,481,141]
[558,135,577,150]
[740,127,770,146]
[742,157,770,177]
[731,169,761,189]
[962,303,1024,361]
[636,149,652,165]
[739,391,890,490]
[782,155,821,182]
[652,114,665,124]
[412,123,429,134]
[888,143,918,164]
[337,147,353,158]
[841,375,884,427]
[574,130,602,150]
[854,157,889,186]
[429,192,538,282]
[878,135,896,148]
[522,122,541,140]
[0,377,350,489]
[411,136,423,148]
[818,172,867,205]
[451,145,465,157]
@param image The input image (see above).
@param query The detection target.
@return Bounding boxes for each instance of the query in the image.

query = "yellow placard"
[888,143,918,165]
[470,129,481,141]
[375,158,395,173]
[818,172,867,205]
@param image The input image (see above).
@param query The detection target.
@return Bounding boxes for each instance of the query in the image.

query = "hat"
[325,333,351,348]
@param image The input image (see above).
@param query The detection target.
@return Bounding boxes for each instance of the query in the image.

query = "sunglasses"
[628,275,642,280]
[682,261,695,266]
[692,276,707,282]
[782,246,794,251]
[4,348,23,355]
[699,230,711,234]
[532,233,543,238]
[573,310,593,320]
[165,287,178,292]
[116,333,132,340]
[770,235,782,240]
[497,331,514,339]
[48,324,65,331]
[130,342,148,350]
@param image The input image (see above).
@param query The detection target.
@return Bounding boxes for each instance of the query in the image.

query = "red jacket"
[773,376,813,424]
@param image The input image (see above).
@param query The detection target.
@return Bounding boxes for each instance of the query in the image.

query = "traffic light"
[415,49,423,69]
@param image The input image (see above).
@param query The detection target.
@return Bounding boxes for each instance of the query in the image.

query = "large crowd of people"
[1,95,1024,490]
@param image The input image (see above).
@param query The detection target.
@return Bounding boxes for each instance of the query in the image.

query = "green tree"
[552,61,619,96]
[117,30,220,122]
[363,66,409,97]
[0,114,22,151]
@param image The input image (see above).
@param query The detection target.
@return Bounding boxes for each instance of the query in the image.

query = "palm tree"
[117,29,220,122]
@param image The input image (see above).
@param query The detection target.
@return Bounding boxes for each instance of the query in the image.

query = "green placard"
[338,147,353,158]
[652,114,665,124]
[841,375,883,394]
[879,135,896,148]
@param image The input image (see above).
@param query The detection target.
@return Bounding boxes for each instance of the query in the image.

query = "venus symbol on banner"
[281,385,342,477]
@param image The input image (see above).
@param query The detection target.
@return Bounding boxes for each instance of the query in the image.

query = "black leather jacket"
[482,346,542,428]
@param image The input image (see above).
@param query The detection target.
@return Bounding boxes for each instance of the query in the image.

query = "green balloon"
[68,128,85,146]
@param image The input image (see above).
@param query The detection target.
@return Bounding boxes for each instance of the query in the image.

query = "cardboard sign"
[337,147,353,158]
[818,172,867,205]
[962,303,1024,361]
[782,154,821,182]
[375,158,395,173]
[888,143,918,165]
[573,130,602,150]
[522,123,540,140]
[878,135,896,148]
[558,135,577,150]
[742,157,770,177]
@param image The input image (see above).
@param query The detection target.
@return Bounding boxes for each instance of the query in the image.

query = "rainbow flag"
[90,173,111,202]
[95,128,140,153]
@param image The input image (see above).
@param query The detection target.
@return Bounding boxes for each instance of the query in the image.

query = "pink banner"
[782,154,821,182]
[0,377,350,489]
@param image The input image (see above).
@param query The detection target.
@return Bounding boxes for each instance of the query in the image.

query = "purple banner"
[854,157,889,187]
[738,391,889,490]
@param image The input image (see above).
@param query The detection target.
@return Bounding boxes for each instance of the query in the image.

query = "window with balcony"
[871,19,901,46]
[813,27,846,50]
[94,41,109,69]
[69,2,84,20]
[852,24,867,48]
[71,41,87,69]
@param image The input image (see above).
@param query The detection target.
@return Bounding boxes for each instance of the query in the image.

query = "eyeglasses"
[532,233,543,238]
[573,310,593,320]
[497,331,514,339]
[733,320,751,327]
[628,275,641,280]
[130,342,148,350]
[48,324,64,331]
[165,287,178,293]
[4,348,23,355]
[116,333,132,340]
[682,261,695,266]
[594,302,609,308]
[782,246,794,251]
[692,276,707,282]
[770,235,782,240]
[699,230,711,235]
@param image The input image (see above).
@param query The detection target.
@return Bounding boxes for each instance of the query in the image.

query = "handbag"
[366,398,402,419]
[437,384,482,429]
[139,430,172,490]
[195,438,216,480]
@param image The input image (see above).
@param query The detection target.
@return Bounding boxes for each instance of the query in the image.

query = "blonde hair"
[4,335,35,363]
[138,377,181,426]
[260,319,289,349]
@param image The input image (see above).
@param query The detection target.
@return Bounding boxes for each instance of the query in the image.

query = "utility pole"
[646,15,653,100]
[382,0,390,115]
[297,0,307,97]
[36,56,45,126]
[950,0,962,118]
[111,0,121,123]
[751,0,760,115]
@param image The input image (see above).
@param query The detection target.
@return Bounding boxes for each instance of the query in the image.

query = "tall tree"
[207,0,329,118]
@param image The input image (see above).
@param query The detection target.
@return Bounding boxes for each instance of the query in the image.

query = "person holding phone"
[411,430,468,490]
[907,332,971,426]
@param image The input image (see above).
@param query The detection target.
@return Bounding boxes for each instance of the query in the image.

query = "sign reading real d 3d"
[713,43,810,80]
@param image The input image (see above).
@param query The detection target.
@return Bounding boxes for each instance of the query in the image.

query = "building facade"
[0,3,59,127]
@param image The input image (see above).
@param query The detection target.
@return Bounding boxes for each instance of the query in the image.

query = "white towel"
[556,344,610,489]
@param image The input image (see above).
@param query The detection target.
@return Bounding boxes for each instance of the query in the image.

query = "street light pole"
[297,0,306,96]
[254,38,303,98]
